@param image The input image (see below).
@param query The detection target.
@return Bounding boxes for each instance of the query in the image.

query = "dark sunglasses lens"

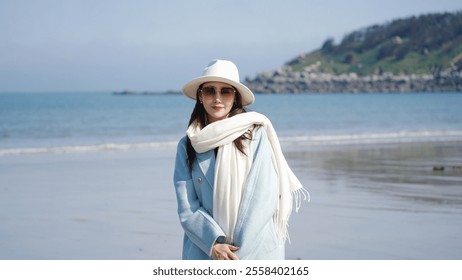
[221,88,235,95]
[202,87,215,95]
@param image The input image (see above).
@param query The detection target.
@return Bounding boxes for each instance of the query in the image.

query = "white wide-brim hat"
[182,59,255,106]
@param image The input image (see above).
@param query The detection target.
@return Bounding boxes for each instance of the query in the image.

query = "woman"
[173,59,308,260]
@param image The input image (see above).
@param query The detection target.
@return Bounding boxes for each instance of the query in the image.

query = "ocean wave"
[280,130,462,146]
[2,130,462,156]
[0,141,178,156]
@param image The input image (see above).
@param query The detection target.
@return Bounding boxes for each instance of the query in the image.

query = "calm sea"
[1,92,461,155]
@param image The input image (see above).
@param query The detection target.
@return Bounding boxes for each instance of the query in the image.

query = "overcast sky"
[1,0,461,92]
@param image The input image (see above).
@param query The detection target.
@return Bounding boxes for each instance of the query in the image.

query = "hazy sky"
[1,0,461,92]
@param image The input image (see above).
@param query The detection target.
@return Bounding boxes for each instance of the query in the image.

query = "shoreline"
[1,140,461,259]
[2,128,462,157]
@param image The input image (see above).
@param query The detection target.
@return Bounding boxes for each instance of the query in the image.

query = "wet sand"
[287,141,462,259]
[0,149,182,259]
[1,141,461,259]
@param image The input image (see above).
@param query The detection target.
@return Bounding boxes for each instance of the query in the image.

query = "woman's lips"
[212,106,224,111]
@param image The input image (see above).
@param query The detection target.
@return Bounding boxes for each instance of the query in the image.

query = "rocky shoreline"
[244,64,462,93]
[113,90,181,96]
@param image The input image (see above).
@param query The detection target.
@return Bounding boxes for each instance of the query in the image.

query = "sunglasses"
[200,86,236,98]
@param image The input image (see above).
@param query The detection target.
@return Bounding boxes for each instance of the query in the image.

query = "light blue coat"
[173,127,285,260]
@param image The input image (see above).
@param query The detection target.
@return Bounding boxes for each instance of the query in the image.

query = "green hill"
[245,11,462,93]
[287,12,462,76]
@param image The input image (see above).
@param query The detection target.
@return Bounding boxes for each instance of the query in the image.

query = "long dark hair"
[186,83,254,170]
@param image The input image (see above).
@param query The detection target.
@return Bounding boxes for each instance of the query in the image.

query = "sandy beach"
[1,140,461,260]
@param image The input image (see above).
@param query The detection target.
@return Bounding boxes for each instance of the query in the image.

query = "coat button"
[197,177,202,184]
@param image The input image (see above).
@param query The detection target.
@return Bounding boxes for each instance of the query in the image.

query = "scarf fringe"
[275,187,310,242]
[294,187,310,212]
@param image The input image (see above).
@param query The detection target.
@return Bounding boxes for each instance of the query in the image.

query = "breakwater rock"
[244,65,462,93]
[113,90,181,96]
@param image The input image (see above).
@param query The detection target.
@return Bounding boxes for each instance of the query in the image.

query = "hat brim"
[182,76,255,106]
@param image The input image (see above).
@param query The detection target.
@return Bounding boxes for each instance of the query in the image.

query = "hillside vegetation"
[287,12,462,76]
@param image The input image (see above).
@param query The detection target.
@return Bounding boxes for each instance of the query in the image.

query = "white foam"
[0,141,177,156]
[280,130,462,146]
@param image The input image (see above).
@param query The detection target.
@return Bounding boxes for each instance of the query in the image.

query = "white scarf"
[187,112,308,242]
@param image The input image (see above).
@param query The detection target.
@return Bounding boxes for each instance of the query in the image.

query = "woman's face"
[199,81,236,123]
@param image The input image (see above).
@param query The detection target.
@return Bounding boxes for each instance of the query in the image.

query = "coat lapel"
[196,150,215,188]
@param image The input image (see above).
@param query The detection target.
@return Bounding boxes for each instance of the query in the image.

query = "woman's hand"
[211,243,240,260]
